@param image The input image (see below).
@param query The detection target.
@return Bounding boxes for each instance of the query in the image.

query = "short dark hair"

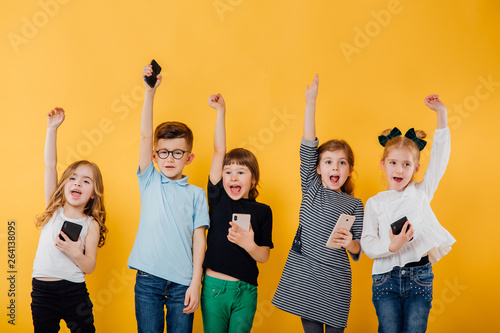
[223,148,260,199]
[154,121,194,151]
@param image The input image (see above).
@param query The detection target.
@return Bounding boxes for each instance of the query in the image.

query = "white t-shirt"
[32,207,92,283]
[361,127,456,275]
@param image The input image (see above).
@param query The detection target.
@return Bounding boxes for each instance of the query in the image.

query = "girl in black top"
[201,94,273,333]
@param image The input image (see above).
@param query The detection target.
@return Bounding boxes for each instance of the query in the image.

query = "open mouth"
[71,189,82,199]
[393,177,403,183]
[330,175,340,183]
[230,186,241,195]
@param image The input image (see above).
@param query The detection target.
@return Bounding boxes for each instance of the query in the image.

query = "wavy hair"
[36,160,108,247]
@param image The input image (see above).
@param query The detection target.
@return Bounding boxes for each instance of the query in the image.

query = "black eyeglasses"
[155,149,189,160]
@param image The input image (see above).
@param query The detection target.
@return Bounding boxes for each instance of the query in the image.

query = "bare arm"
[183,226,206,314]
[55,220,100,274]
[303,74,319,141]
[245,244,271,263]
[44,108,65,206]
[424,94,448,129]
[208,94,226,184]
[227,222,271,263]
[139,65,163,173]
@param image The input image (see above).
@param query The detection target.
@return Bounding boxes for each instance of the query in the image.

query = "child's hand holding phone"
[143,59,162,90]
[227,220,254,251]
[55,231,83,259]
[326,214,355,249]
[389,219,414,253]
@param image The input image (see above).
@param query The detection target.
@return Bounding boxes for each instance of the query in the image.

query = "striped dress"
[272,138,364,328]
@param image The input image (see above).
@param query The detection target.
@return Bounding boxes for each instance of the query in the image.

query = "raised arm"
[303,74,319,141]
[44,108,65,206]
[419,94,450,197]
[424,94,448,129]
[208,94,226,184]
[139,64,163,173]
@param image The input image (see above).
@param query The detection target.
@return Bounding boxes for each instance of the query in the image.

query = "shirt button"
[401,271,405,275]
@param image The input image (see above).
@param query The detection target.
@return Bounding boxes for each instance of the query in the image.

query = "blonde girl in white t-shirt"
[31,108,108,333]
[361,95,455,333]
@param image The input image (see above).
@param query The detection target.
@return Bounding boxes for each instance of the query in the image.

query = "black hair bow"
[378,127,402,147]
[378,127,427,151]
[404,128,427,151]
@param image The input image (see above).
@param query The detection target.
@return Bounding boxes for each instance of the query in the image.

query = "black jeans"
[31,278,95,333]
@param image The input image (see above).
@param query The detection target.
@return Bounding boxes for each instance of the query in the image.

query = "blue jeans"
[134,270,193,333]
[372,263,433,333]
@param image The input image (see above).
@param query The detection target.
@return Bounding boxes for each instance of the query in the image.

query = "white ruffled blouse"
[361,127,456,275]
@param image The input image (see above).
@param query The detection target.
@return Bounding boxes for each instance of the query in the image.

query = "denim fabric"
[134,270,193,333]
[201,275,257,333]
[31,278,95,333]
[372,263,433,333]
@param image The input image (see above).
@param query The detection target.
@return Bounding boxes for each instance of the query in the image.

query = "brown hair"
[317,139,356,196]
[154,121,194,151]
[36,160,108,247]
[223,148,260,200]
[381,129,427,164]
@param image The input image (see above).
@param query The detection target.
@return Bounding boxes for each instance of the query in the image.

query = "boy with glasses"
[127,63,210,333]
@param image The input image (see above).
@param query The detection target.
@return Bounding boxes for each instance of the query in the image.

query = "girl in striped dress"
[272,74,364,333]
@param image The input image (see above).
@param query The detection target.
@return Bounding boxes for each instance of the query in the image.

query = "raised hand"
[143,64,162,90]
[424,94,446,113]
[47,107,65,129]
[305,74,319,104]
[208,94,225,111]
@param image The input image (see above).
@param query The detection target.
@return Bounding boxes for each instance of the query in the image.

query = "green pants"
[201,275,258,333]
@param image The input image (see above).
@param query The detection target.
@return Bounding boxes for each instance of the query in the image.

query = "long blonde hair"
[36,160,108,247]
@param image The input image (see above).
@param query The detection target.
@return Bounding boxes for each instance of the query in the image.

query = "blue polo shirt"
[128,161,210,286]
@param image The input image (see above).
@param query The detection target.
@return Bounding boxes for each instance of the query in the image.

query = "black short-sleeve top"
[202,179,273,286]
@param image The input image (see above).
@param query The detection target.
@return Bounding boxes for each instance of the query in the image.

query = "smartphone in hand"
[59,221,83,242]
[232,213,251,231]
[326,214,356,249]
[390,216,413,241]
[144,59,162,88]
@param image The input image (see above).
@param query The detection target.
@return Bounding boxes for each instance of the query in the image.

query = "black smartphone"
[144,59,162,88]
[390,216,413,241]
[59,221,83,242]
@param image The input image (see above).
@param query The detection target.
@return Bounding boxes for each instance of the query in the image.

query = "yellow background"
[1,0,499,332]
